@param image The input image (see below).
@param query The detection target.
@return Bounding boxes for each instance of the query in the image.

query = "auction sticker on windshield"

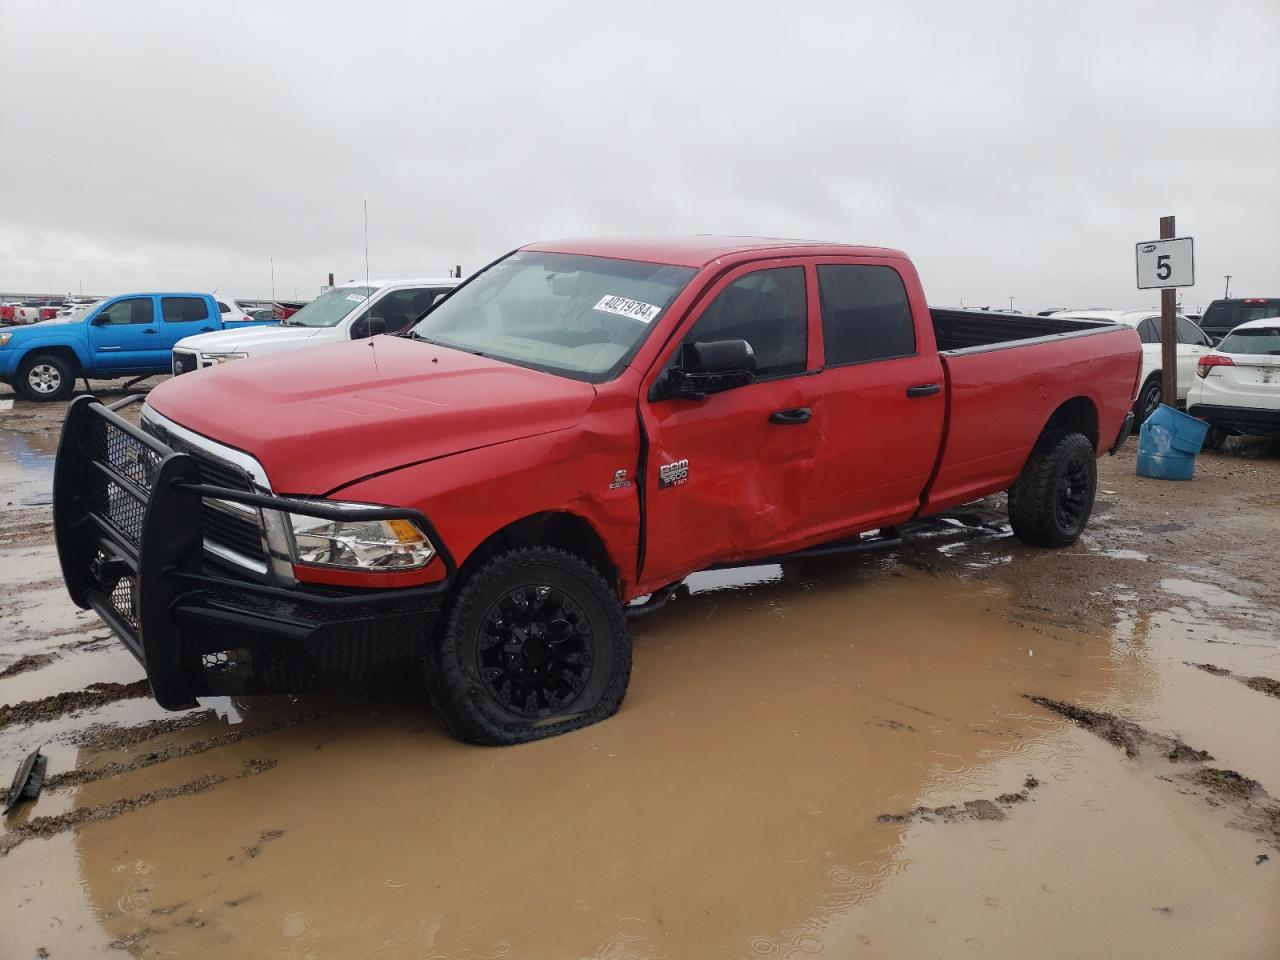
[594,295,662,323]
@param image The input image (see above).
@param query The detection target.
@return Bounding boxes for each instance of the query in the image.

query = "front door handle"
[142,328,157,335]
[906,383,941,398]
[199,326,213,332]
[770,407,812,425]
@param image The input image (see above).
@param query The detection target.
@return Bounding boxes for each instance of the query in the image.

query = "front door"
[803,259,946,536]
[87,296,160,371]
[639,262,820,586]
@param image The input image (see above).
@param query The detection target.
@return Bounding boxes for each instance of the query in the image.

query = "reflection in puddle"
[0,429,57,509]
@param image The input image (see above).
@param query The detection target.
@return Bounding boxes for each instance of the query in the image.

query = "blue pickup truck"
[0,292,273,401]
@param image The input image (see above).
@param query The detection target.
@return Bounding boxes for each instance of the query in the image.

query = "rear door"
[1176,316,1212,398]
[86,296,160,371]
[639,262,820,585]
[160,295,217,349]
[804,258,945,534]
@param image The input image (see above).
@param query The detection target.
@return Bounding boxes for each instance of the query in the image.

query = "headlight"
[0,331,12,347]
[202,352,248,365]
[288,509,436,570]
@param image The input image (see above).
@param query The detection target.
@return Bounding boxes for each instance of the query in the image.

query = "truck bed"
[920,310,1140,516]
[930,308,1112,352]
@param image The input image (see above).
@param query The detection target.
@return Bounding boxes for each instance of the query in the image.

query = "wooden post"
[1159,215,1176,408]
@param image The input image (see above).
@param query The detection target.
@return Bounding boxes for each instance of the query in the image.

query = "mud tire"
[17,353,76,402]
[424,547,631,746]
[1007,431,1097,548]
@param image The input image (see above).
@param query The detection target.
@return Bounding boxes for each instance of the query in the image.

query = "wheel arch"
[18,344,84,379]
[1043,395,1099,451]
[460,511,619,592]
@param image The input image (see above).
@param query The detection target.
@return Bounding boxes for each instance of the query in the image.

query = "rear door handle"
[199,326,213,332]
[906,383,941,398]
[770,407,812,425]
[142,328,157,335]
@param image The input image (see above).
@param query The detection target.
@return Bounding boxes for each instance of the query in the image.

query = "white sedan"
[1050,310,1213,422]
[1187,317,1280,448]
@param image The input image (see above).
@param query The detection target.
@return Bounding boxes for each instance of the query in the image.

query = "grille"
[139,414,271,572]
[202,505,265,556]
[172,351,197,376]
[89,418,161,545]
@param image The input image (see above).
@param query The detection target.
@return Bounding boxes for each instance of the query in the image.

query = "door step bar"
[708,526,904,570]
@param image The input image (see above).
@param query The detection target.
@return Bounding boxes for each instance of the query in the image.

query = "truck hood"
[174,323,308,353]
[146,336,597,495]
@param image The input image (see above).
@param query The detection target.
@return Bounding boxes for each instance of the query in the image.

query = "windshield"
[1219,327,1280,355]
[283,286,374,327]
[407,252,696,380]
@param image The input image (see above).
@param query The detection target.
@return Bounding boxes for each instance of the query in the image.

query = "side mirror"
[662,339,755,400]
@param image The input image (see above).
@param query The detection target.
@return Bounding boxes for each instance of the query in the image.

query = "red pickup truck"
[54,237,1140,745]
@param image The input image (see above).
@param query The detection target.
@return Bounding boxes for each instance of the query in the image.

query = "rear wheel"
[1008,431,1097,547]
[17,353,76,401]
[1201,426,1229,451]
[1134,375,1161,423]
[424,547,631,745]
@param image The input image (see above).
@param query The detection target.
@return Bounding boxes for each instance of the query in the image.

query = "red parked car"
[54,236,1141,744]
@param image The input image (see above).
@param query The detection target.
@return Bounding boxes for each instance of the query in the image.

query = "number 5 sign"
[1136,237,1194,289]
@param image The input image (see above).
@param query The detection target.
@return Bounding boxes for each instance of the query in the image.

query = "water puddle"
[0,428,57,510]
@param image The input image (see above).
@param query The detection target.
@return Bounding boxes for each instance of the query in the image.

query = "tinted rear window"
[1202,300,1280,330]
[1219,328,1280,355]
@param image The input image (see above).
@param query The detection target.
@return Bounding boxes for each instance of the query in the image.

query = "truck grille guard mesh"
[53,396,456,707]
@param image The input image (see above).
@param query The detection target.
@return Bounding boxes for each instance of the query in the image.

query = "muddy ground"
[1,381,1278,959]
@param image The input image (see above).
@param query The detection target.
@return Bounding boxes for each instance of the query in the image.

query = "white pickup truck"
[170,277,458,375]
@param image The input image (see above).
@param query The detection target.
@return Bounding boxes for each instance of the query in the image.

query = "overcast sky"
[2,0,1277,311]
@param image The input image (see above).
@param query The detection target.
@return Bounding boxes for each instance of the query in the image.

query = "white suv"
[1187,318,1280,448]
[171,278,458,375]
[1050,309,1213,421]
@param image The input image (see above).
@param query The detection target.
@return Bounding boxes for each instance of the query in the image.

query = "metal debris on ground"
[4,747,48,814]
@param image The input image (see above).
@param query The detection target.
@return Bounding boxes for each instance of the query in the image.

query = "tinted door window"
[1137,318,1161,343]
[96,298,153,325]
[373,287,438,332]
[161,297,211,323]
[1176,317,1209,345]
[681,267,807,378]
[817,264,915,365]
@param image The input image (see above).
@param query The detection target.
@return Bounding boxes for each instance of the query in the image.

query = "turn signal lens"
[1196,354,1234,378]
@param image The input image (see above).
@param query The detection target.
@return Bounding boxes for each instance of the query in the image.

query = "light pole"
[1224,275,1232,298]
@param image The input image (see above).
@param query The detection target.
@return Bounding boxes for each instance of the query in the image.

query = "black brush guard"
[53,396,454,709]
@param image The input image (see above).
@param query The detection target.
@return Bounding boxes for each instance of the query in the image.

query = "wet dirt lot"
[2,382,1278,959]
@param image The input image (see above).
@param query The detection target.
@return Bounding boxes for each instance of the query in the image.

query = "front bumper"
[1188,403,1280,438]
[53,396,455,708]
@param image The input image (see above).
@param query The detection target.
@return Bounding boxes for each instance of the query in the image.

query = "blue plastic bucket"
[1136,404,1209,480]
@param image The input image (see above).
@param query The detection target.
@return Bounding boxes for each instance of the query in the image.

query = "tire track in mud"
[1027,695,1280,852]
[878,775,1043,824]
[0,653,55,679]
[0,758,278,857]
[43,707,335,790]
[0,680,151,730]
[1187,662,1280,700]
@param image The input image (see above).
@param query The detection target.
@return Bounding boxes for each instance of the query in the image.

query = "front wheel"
[17,353,76,401]
[1134,376,1161,424]
[1007,431,1097,548]
[424,547,631,745]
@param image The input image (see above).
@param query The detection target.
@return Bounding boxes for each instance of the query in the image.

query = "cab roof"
[521,235,907,269]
